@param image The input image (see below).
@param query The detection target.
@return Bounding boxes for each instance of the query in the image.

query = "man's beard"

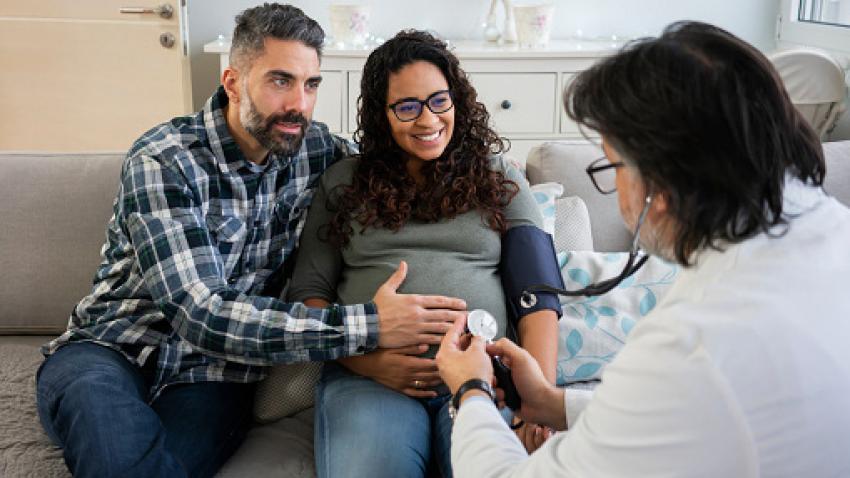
[239,91,309,157]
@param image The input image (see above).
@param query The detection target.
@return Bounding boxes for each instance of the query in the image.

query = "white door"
[0,1,192,151]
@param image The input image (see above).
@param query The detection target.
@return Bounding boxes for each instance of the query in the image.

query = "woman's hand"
[512,419,553,453]
[338,345,442,398]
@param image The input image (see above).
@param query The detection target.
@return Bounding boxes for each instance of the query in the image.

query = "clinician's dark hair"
[230,3,324,70]
[326,30,514,246]
[566,21,825,265]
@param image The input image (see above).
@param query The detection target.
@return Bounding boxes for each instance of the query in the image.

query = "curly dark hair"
[566,21,824,265]
[325,30,517,246]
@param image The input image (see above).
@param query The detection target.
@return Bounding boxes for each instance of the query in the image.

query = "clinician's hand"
[338,345,442,398]
[486,338,568,431]
[435,313,494,395]
[373,261,467,348]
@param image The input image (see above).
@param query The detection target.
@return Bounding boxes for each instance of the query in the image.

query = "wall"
[187,0,781,109]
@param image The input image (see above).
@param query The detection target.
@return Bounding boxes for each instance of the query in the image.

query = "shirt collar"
[781,173,826,216]
[685,174,827,268]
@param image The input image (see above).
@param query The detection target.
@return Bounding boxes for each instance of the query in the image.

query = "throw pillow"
[553,196,593,251]
[555,251,679,385]
[254,362,322,423]
[529,182,563,237]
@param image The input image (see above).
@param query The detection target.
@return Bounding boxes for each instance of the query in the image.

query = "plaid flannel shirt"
[43,87,378,398]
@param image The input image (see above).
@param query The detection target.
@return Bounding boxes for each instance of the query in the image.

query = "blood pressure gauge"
[467,309,498,342]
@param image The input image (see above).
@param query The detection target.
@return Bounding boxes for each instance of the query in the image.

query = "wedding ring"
[413,380,425,389]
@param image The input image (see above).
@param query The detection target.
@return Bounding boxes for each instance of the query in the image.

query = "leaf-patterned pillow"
[529,182,564,237]
[555,251,679,385]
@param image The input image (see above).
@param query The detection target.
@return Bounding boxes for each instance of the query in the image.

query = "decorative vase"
[501,0,518,43]
[483,0,501,42]
[514,4,555,48]
[329,4,371,47]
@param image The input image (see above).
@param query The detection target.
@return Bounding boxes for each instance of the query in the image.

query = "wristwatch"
[448,378,496,420]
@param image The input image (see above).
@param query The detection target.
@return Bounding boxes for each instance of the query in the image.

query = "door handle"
[120,4,174,19]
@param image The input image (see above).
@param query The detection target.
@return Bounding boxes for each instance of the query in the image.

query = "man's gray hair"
[230,3,325,70]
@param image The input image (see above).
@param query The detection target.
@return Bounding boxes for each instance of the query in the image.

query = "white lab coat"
[452,179,850,477]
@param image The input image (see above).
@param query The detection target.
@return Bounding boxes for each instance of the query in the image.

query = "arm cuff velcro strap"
[500,225,564,325]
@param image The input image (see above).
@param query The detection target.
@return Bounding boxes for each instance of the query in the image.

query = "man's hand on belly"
[373,261,467,348]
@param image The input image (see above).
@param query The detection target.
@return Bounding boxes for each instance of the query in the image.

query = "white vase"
[484,0,501,42]
[501,0,518,43]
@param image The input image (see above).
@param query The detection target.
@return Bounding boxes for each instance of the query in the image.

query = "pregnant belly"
[338,261,508,358]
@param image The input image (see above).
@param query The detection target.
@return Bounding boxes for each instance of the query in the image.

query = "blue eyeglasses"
[387,90,454,122]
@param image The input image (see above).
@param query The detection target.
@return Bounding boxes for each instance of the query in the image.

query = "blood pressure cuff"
[500,225,564,326]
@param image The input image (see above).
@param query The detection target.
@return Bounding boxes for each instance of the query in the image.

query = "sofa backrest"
[0,153,124,334]
[1,143,847,334]
[527,140,850,252]
[526,142,632,251]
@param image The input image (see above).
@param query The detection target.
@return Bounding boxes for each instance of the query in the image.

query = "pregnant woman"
[288,30,564,478]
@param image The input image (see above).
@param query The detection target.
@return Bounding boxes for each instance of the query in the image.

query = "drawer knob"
[500,100,512,110]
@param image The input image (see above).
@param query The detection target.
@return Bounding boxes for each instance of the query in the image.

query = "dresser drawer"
[560,73,581,135]
[468,73,557,134]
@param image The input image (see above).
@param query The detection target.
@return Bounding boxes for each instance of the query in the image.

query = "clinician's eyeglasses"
[586,156,625,194]
[388,90,454,122]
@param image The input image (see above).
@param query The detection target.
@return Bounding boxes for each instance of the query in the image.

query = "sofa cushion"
[0,152,124,335]
[556,252,679,385]
[216,407,316,478]
[526,142,631,252]
[0,342,69,477]
[554,196,594,252]
[253,362,322,424]
[529,182,563,236]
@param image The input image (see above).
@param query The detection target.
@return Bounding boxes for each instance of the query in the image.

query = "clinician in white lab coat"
[436,20,850,478]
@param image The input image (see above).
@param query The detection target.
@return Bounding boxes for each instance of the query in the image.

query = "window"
[778,0,850,54]
[798,0,850,28]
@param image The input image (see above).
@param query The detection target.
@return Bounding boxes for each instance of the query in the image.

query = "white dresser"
[204,38,620,163]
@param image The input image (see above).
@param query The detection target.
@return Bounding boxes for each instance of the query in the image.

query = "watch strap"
[451,378,495,412]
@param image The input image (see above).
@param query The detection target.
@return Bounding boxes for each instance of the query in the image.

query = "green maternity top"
[287,156,544,357]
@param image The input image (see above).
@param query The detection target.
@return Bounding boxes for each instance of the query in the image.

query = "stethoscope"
[521,194,653,303]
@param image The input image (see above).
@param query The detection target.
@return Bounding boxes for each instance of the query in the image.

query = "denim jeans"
[314,362,454,478]
[36,342,255,478]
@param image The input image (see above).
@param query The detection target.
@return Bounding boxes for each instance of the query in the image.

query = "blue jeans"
[315,362,454,478]
[36,342,255,478]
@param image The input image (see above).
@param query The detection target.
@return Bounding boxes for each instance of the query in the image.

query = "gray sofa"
[1,141,848,476]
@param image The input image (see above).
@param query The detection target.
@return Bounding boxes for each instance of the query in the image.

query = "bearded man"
[35,4,465,477]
